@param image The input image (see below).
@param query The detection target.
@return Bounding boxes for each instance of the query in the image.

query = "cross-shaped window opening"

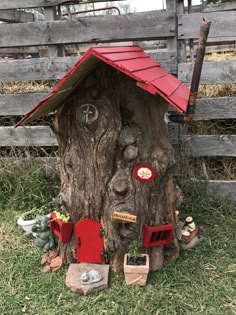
[79,104,99,124]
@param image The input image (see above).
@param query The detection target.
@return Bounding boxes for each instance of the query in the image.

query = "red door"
[75,218,105,264]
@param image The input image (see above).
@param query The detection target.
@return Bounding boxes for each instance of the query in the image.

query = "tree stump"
[52,63,181,273]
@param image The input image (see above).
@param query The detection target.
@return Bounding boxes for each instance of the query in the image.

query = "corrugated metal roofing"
[16,46,190,126]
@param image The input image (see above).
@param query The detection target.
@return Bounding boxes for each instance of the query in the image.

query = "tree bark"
[52,63,181,272]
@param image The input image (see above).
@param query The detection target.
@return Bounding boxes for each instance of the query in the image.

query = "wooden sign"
[112,211,137,223]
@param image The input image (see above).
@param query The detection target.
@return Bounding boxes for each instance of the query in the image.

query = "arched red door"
[75,218,105,264]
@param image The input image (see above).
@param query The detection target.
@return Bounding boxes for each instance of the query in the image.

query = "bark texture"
[53,63,181,272]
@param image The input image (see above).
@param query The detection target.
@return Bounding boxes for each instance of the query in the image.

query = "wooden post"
[188,0,195,62]
[177,0,186,64]
[166,0,177,71]
[44,7,58,57]
[177,0,189,184]
[166,0,183,178]
[44,6,65,57]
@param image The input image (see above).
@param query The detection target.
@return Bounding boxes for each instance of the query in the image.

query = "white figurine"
[185,216,196,231]
[80,270,102,285]
[181,216,196,236]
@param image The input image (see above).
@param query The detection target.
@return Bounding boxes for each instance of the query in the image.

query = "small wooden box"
[50,212,73,243]
[143,223,174,248]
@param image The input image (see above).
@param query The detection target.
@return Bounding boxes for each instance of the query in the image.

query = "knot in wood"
[124,145,138,161]
[119,127,137,147]
[113,180,129,196]
[220,135,230,142]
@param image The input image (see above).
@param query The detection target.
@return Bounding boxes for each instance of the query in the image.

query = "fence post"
[44,7,58,57]
[166,0,185,179]
[44,6,65,58]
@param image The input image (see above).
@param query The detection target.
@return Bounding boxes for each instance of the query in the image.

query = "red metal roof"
[16,46,190,126]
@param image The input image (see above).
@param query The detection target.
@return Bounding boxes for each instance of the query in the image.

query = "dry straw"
[182,52,236,181]
[0,81,52,94]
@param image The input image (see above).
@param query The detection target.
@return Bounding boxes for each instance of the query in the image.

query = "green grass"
[0,164,235,315]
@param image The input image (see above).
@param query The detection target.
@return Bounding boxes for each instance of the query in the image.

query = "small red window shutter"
[143,223,174,248]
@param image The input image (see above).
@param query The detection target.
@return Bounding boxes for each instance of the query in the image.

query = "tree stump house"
[17,46,190,272]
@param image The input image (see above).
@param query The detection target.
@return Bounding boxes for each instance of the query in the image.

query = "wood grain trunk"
[53,63,182,273]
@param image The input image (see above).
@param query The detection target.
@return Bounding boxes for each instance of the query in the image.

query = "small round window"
[78,104,99,124]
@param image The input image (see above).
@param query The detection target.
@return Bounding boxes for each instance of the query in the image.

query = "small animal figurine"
[181,216,199,245]
[182,216,196,237]
[185,216,196,231]
[80,270,102,285]
[32,216,55,252]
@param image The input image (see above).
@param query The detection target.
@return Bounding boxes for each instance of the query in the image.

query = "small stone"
[181,236,200,250]
[66,263,110,295]
[119,127,137,147]
[123,145,138,161]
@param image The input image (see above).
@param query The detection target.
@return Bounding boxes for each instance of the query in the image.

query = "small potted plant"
[50,211,73,243]
[123,240,149,286]
[17,205,51,235]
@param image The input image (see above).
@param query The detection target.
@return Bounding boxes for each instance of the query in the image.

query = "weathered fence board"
[186,180,236,202]
[184,135,236,157]
[202,2,236,12]
[149,51,177,74]
[0,126,57,146]
[0,9,34,22]
[0,93,49,115]
[178,60,236,85]
[0,0,122,10]
[205,44,236,53]
[7,91,229,118]
[205,37,236,44]
[0,12,175,48]
[0,47,40,56]
[178,11,236,39]
[0,50,178,82]
[0,49,177,74]
[203,180,236,202]
[0,57,78,82]
[194,97,236,120]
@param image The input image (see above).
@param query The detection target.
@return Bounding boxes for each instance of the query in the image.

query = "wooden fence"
[0,0,235,201]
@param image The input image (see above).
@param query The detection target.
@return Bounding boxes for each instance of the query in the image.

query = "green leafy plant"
[53,211,70,223]
[127,240,141,259]
[20,205,49,221]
